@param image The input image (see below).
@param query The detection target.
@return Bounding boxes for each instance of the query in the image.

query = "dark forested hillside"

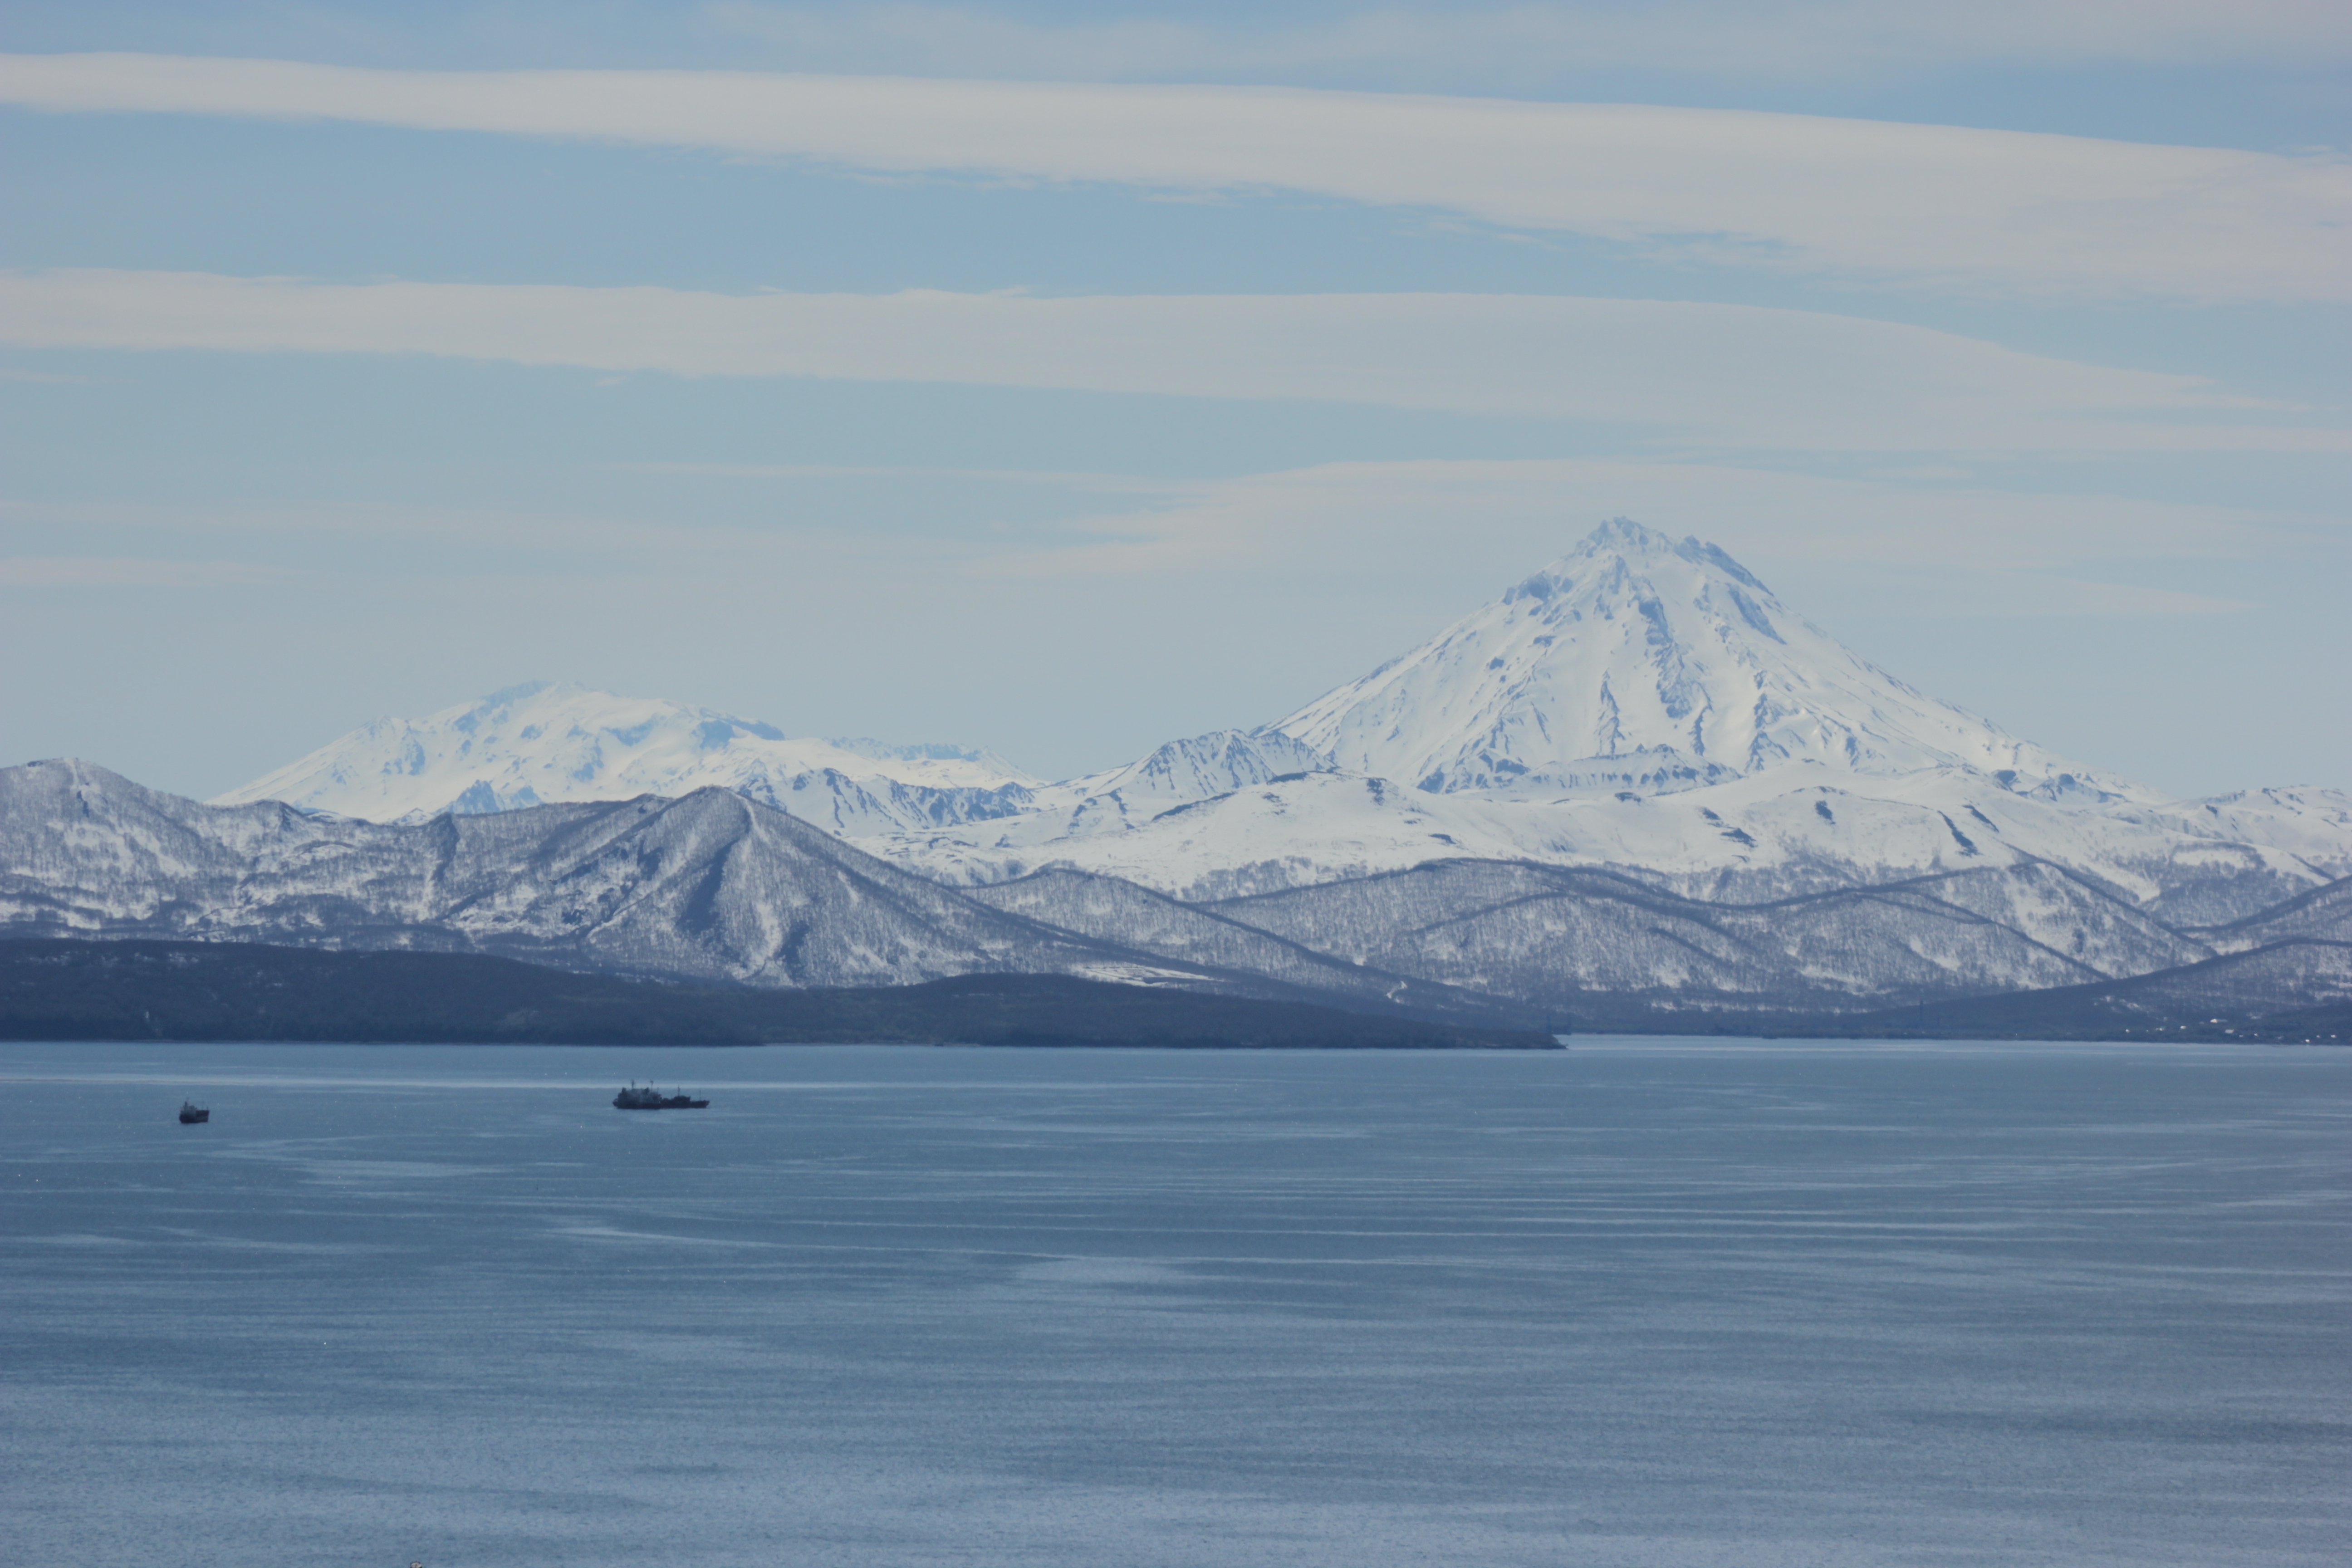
[0,938,1554,1049]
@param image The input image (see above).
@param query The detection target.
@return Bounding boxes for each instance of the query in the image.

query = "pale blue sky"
[3,2,2346,797]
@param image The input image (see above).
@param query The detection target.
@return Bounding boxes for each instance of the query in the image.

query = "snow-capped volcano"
[211,682,1037,828]
[853,520,2347,908]
[34,513,2352,1022]
[205,524,2349,921]
[1270,519,2150,802]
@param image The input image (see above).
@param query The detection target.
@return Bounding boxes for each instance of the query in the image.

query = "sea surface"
[3,1040,2346,1567]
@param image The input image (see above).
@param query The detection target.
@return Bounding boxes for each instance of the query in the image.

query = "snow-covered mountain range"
[14,517,2345,1025]
[855,524,2346,912]
[207,521,2352,922]
[9,759,2347,1024]
[873,763,2350,917]
[0,758,1499,1017]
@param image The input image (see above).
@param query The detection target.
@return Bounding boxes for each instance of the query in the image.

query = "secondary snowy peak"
[894,730,1341,861]
[213,682,1038,825]
[1049,730,1333,807]
[1271,519,2150,801]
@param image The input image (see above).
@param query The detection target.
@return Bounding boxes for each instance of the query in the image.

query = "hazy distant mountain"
[211,681,1038,833]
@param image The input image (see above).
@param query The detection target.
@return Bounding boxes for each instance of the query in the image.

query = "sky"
[1,1,2346,799]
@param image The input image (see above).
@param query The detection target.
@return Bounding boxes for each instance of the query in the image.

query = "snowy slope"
[2101,789,2352,921]
[856,522,2346,911]
[1037,730,1332,809]
[15,759,2347,1018]
[961,867,1488,1017]
[1271,519,2151,801]
[3,759,1207,991]
[862,763,2351,911]
[213,682,1038,830]
[1201,862,2151,1012]
[2199,874,2352,950]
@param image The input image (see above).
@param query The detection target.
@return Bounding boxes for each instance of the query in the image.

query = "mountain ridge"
[13,758,2348,1026]
[190,521,2352,923]
[1,757,1501,1021]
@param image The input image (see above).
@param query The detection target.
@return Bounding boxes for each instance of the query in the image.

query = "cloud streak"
[0,556,300,588]
[5,458,2289,617]
[970,456,2307,606]
[4,53,2346,301]
[704,2,2352,83]
[4,269,2337,455]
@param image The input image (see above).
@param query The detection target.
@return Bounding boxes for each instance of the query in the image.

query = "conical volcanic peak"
[1270,519,2147,800]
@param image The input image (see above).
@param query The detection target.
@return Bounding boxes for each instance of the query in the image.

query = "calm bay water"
[2,1040,2346,1567]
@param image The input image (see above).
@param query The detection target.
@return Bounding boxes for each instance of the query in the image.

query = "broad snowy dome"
[212,681,1036,826]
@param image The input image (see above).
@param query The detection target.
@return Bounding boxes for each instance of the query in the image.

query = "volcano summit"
[1273,519,2146,802]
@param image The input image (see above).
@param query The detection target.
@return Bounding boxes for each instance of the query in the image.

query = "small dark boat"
[178,1100,210,1124]
[613,1083,709,1111]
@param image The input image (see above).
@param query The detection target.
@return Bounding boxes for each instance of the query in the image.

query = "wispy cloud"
[966,457,2314,608]
[701,2,2352,83]
[5,53,2346,301]
[7,460,2295,615]
[606,461,1156,489]
[0,555,301,588]
[4,269,2337,455]
[1954,576,2254,616]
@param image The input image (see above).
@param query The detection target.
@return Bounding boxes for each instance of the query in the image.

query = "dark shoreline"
[5,936,2341,1048]
[0,938,1555,1050]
